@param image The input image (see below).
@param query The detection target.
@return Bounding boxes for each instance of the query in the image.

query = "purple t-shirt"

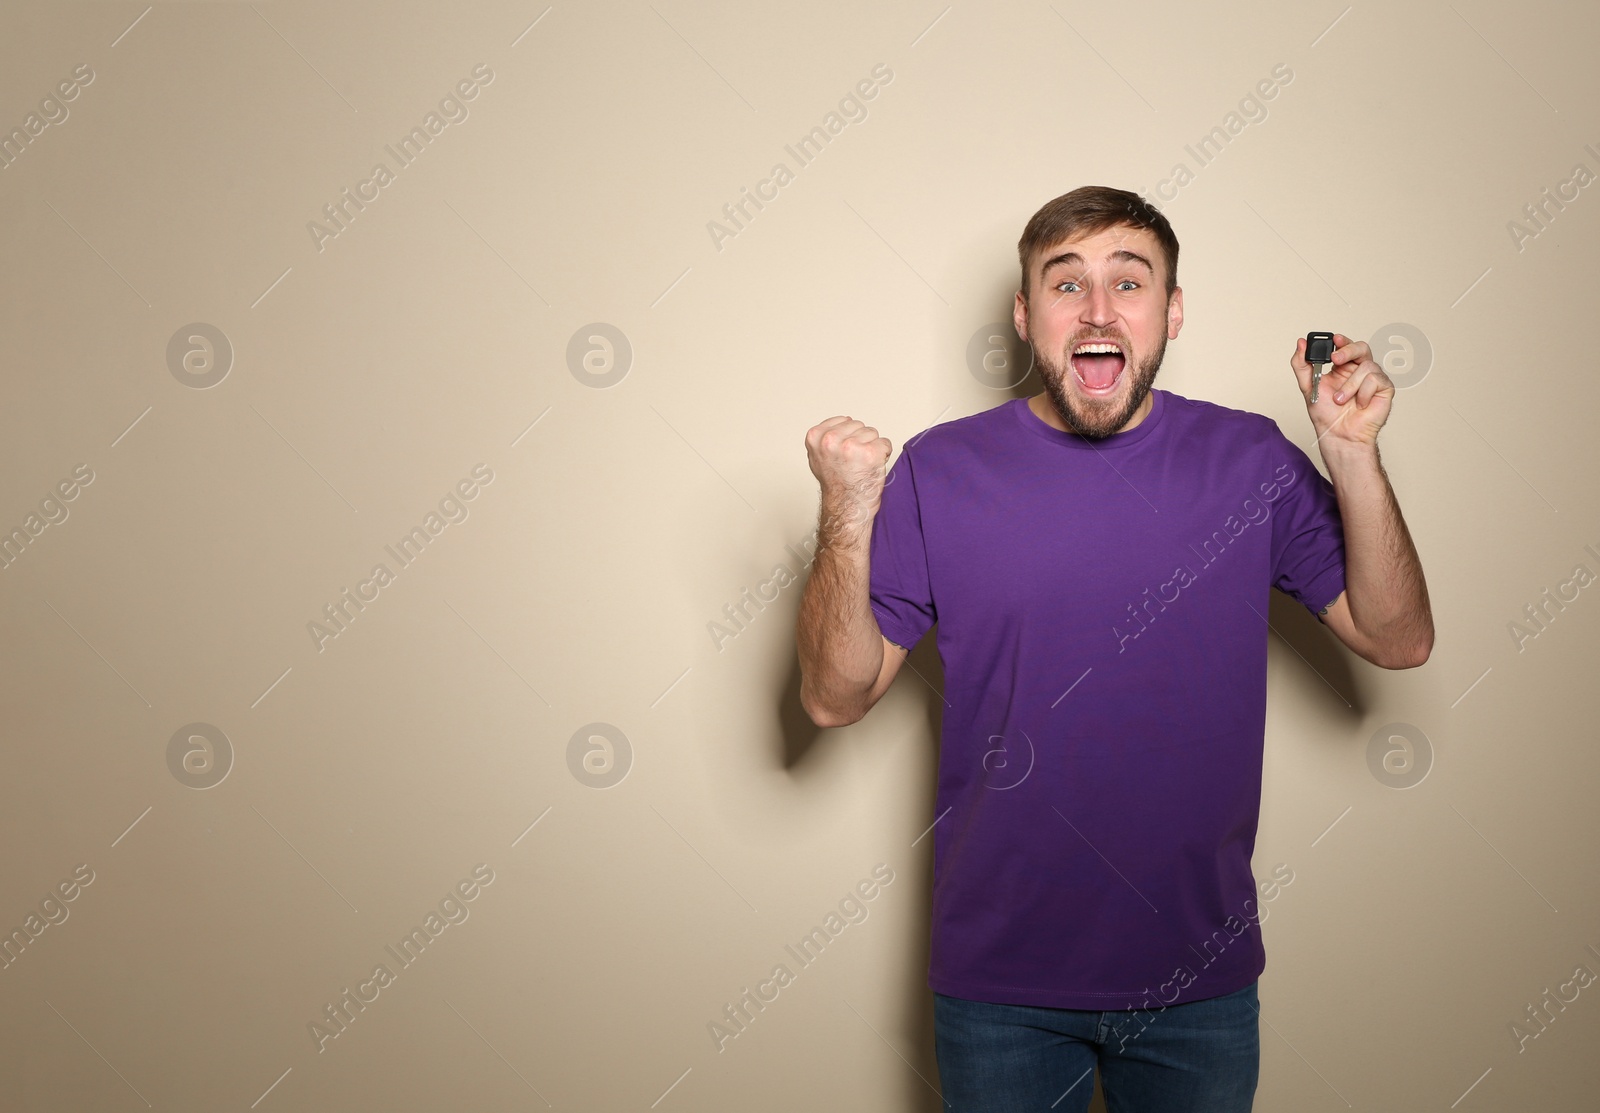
[869,388,1346,1010]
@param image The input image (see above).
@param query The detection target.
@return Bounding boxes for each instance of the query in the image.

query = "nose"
[1080,282,1116,328]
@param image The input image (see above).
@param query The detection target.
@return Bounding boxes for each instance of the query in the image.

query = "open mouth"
[1070,341,1126,393]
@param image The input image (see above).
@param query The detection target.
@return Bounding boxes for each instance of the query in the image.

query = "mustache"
[1068,333,1128,349]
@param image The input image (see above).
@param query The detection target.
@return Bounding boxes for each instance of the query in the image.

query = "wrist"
[821,483,879,519]
[818,495,877,548]
[1319,437,1380,469]
[1319,439,1387,501]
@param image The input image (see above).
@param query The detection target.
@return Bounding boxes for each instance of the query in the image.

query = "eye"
[1055,280,1082,293]
[1117,279,1139,290]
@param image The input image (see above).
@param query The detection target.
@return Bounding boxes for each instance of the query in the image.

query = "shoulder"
[1158,389,1291,453]
[897,399,1017,460]
[880,403,1008,500]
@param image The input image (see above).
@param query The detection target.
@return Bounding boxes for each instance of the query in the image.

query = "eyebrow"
[1040,248,1155,280]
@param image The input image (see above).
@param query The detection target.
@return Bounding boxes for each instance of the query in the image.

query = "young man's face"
[1014,223,1184,439]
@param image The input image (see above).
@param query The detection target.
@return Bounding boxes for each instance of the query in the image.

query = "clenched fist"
[805,416,893,518]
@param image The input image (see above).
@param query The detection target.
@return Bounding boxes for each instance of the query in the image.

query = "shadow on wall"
[777,625,948,1111]
[1266,587,1369,725]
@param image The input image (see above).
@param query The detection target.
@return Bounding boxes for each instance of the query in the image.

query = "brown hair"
[1017,186,1179,302]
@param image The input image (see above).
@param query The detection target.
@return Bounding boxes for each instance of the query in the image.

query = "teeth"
[1073,342,1122,355]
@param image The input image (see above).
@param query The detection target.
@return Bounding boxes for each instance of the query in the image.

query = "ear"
[1166,286,1184,339]
[1013,288,1029,342]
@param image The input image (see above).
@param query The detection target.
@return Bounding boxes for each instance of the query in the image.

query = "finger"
[838,428,889,457]
[1334,373,1369,407]
[838,431,883,457]
[1353,375,1381,407]
[1341,367,1391,407]
[808,416,858,443]
[818,419,867,446]
[842,427,884,454]
[1329,358,1378,403]
[1365,370,1394,403]
[1331,337,1370,367]
[810,427,864,463]
[1289,337,1313,394]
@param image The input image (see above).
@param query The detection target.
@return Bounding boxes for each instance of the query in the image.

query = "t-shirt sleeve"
[1267,424,1347,616]
[868,447,936,650]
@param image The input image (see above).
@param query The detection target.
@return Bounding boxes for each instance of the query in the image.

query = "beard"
[1033,327,1169,440]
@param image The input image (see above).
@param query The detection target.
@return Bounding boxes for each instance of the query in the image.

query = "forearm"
[796,499,886,725]
[1321,441,1434,663]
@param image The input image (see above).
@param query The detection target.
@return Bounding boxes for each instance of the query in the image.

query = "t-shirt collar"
[1012,387,1167,450]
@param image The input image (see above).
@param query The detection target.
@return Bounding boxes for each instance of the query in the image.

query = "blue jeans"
[933,980,1260,1112]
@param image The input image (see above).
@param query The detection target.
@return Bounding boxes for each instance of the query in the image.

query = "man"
[795,186,1432,1111]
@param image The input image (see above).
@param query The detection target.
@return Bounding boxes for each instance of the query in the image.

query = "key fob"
[1305,332,1335,364]
[1305,331,1335,401]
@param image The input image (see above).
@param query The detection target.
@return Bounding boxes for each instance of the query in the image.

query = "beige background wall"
[1,1,1596,1109]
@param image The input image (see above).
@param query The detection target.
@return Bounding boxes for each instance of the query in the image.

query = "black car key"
[1305,332,1335,402]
